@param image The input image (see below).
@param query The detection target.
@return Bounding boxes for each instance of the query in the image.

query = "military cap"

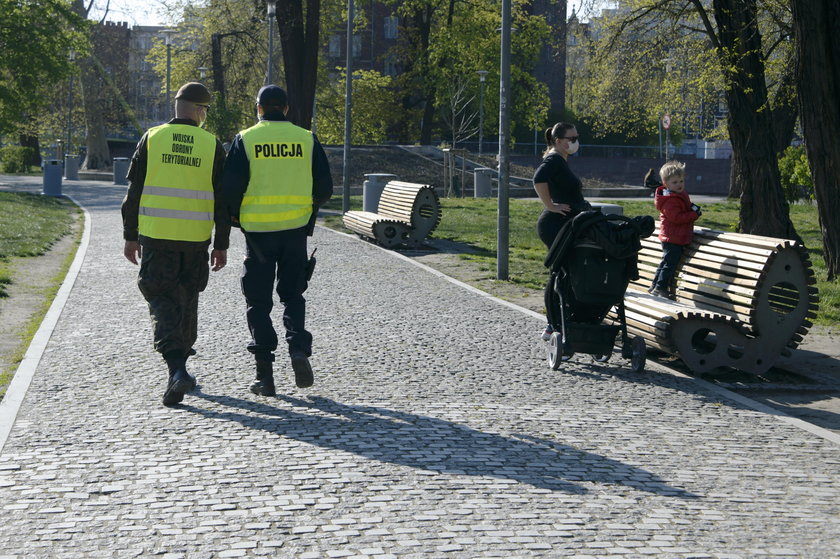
[174,82,213,104]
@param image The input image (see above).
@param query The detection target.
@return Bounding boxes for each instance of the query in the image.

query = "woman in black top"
[533,122,590,340]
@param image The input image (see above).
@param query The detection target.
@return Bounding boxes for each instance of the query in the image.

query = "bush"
[0,146,36,174]
[778,145,813,202]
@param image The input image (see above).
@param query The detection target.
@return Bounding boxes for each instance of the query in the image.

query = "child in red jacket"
[650,160,701,299]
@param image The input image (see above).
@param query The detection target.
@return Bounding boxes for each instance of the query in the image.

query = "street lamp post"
[342,0,355,214]
[66,50,76,155]
[476,70,487,155]
[497,0,511,280]
[198,66,208,81]
[160,29,176,119]
[266,0,276,84]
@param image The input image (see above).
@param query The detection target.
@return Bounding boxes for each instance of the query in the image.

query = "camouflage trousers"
[137,247,209,357]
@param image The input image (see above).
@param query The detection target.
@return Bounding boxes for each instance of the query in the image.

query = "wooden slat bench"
[343,181,441,249]
[610,227,818,374]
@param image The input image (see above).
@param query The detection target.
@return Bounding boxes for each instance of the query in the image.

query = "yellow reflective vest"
[239,120,314,232]
[139,123,217,242]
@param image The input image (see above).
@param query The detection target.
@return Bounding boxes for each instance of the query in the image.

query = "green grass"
[0,191,81,400]
[323,196,838,326]
[0,191,76,298]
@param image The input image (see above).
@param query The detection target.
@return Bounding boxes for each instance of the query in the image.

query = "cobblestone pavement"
[0,178,838,558]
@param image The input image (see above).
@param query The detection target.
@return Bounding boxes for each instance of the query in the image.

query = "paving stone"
[0,178,838,558]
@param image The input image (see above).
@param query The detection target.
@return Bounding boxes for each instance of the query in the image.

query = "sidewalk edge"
[0,196,91,453]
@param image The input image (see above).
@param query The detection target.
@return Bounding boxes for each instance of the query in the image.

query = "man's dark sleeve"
[311,134,333,207]
[211,139,231,250]
[221,135,250,223]
[121,133,149,242]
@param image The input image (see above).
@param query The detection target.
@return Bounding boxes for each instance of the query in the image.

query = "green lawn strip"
[0,191,76,298]
[0,194,82,400]
[322,196,836,326]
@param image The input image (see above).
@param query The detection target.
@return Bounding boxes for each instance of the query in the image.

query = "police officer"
[122,82,230,406]
[222,85,333,396]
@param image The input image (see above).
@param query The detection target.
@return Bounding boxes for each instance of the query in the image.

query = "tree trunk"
[18,134,41,167]
[78,54,112,169]
[70,0,110,170]
[420,96,435,145]
[770,62,798,156]
[417,6,434,145]
[713,0,798,239]
[276,0,321,129]
[792,0,840,279]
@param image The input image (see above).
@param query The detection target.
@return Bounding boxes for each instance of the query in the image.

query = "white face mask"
[566,139,580,155]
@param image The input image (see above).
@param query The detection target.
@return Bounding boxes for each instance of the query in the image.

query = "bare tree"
[439,77,479,146]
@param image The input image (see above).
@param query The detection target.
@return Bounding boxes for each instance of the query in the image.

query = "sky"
[88,0,169,27]
[89,0,603,27]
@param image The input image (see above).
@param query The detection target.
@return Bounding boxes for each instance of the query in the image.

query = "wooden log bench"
[609,227,819,374]
[343,180,441,249]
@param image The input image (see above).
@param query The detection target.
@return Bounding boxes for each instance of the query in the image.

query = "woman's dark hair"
[545,122,576,146]
[543,122,576,156]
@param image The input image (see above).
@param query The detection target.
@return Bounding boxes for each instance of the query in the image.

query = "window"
[352,35,361,57]
[384,16,399,39]
[384,55,398,77]
[329,35,341,57]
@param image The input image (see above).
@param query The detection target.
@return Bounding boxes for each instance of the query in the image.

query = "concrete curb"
[0,195,91,453]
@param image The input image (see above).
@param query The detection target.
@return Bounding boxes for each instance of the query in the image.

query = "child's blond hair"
[659,160,686,183]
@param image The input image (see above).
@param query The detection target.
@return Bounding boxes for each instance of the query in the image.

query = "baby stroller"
[543,211,655,372]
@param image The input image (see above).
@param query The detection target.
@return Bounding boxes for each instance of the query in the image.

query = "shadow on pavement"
[185,392,699,499]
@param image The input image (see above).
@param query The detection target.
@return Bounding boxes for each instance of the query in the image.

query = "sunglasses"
[196,103,211,111]
[563,136,579,142]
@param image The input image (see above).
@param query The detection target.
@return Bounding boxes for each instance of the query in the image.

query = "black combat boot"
[290,352,313,388]
[162,352,197,406]
[249,360,276,396]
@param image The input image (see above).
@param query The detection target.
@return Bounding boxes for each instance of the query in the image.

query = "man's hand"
[124,241,141,265]
[211,249,227,271]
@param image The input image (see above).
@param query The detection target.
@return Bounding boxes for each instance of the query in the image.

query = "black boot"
[249,360,276,396]
[290,352,313,388]
[163,352,196,406]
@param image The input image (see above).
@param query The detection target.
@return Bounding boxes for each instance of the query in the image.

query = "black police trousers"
[240,227,312,362]
[137,247,209,358]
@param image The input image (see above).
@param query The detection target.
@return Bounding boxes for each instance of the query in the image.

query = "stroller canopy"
[544,211,655,276]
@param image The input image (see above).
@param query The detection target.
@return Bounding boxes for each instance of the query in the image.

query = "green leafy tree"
[0,0,87,162]
[388,0,550,146]
[315,69,400,144]
[571,0,798,239]
[147,1,272,142]
[777,146,812,202]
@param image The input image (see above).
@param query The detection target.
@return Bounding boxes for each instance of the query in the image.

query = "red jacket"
[655,185,699,245]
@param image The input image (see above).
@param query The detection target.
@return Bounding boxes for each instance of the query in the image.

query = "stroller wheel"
[547,332,563,370]
[592,354,610,363]
[629,336,646,373]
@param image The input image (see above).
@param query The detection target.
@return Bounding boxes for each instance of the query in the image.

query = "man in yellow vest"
[223,85,333,396]
[122,82,230,406]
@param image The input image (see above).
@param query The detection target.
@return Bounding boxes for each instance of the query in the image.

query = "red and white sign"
[662,114,671,130]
